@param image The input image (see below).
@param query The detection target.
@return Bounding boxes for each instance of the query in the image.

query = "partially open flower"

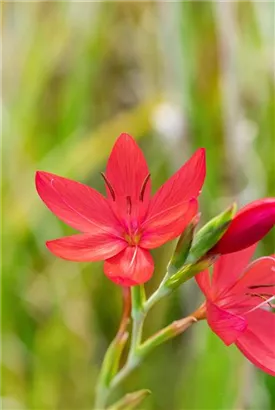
[196,246,275,376]
[36,133,206,286]
[211,198,275,255]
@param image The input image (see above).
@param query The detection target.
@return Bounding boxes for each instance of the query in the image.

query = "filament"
[100,172,116,201]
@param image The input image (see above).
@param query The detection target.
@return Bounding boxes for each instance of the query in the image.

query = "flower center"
[100,172,150,243]
[124,232,141,246]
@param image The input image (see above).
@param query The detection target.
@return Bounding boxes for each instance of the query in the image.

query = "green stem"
[110,279,174,392]
[144,281,170,313]
[111,286,145,389]
[94,287,131,409]
[130,285,145,346]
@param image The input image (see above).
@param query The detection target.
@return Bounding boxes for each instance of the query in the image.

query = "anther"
[248,284,275,290]
[100,172,116,201]
[126,196,132,215]
[139,173,151,201]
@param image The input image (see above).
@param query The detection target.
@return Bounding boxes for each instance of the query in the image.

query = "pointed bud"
[165,254,218,290]
[107,389,151,410]
[187,203,237,263]
[212,198,275,255]
[168,214,200,274]
[98,331,129,387]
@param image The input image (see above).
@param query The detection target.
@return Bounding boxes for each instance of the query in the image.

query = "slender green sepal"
[107,389,151,410]
[187,203,237,263]
[168,214,200,274]
[137,316,196,357]
[97,331,129,389]
[165,254,218,290]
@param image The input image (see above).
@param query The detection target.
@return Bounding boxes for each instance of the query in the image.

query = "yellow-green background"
[2,2,275,409]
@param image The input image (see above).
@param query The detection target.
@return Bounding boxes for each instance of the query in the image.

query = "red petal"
[36,171,120,234]
[195,270,212,300]
[236,309,275,376]
[105,133,151,202]
[211,245,257,300]
[147,148,205,218]
[46,233,127,261]
[224,255,275,311]
[140,199,198,249]
[213,198,275,254]
[104,246,154,286]
[206,301,247,346]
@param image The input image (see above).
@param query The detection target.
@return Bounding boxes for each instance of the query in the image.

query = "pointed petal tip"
[198,147,206,178]
[35,170,49,194]
[196,147,206,163]
[106,132,150,201]
[35,170,55,192]
[115,133,136,146]
[35,170,51,180]
[46,239,55,251]
[118,132,135,140]
[45,239,79,262]
[114,132,140,151]
[198,147,206,157]
[35,170,43,183]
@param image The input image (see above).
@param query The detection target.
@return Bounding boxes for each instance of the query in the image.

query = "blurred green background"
[2,1,275,409]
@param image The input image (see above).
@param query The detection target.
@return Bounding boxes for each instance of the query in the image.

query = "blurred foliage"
[2,1,275,409]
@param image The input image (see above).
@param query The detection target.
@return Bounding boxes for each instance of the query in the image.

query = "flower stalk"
[94,287,131,409]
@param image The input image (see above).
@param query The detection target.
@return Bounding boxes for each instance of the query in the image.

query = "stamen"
[245,292,275,309]
[247,284,275,289]
[126,196,132,215]
[139,173,151,202]
[100,172,116,201]
[129,246,138,268]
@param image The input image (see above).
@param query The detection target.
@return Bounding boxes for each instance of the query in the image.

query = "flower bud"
[107,389,151,410]
[187,203,237,263]
[165,254,218,290]
[168,214,200,274]
[212,198,275,255]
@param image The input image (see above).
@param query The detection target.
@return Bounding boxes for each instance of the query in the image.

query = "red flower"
[36,133,205,286]
[196,246,275,376]
[212,198,275,255]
